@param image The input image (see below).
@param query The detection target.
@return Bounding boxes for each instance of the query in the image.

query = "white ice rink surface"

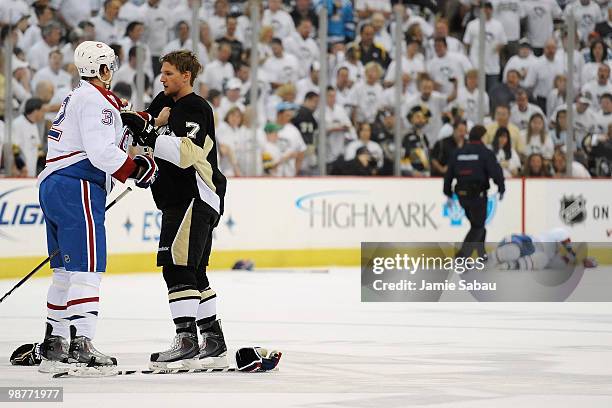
[1,268,612,408]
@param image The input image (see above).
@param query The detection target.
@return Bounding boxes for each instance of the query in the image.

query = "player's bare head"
[160,50,202,96]
[468,125,486,141]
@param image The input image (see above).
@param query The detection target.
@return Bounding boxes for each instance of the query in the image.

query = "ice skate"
[183,320,228,369]
[149,322,200,369]
[38,325,75,374]
[65,326,117,376]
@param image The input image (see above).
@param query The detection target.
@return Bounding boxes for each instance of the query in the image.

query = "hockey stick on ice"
[53,367,240,378]
[0,187,133,304]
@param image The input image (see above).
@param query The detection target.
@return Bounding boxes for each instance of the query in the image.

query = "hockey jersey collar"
[85,80,126,111]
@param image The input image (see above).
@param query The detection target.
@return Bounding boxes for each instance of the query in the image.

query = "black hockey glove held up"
[121,110,158,148]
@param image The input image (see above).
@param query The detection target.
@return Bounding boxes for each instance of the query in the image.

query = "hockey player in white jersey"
[487,228,596,270]
[37,41,158,374]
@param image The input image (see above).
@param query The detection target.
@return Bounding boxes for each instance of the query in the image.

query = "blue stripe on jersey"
[54,159,106,188]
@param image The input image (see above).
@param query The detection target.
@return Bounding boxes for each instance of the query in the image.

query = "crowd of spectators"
[0,0,610,179]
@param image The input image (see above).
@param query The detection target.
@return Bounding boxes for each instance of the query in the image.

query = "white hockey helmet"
[74,41,118,86]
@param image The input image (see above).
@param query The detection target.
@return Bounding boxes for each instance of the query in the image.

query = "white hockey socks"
[196,287,217,327]
[168,285,200,327]
[66,272,102,339]
[46,268,70,339]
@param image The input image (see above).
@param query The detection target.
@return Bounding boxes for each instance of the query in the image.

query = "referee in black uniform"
[443,125,505,259]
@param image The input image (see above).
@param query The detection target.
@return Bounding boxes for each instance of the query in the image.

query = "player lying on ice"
[486,227,598,271]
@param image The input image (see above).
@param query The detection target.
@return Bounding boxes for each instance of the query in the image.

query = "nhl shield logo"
[559,195,587,225]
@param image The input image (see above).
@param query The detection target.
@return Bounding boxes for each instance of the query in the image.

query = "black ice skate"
[183,320,228,369]
[38,324,75,373]
[69,325,117,367]
[149,321,200,369]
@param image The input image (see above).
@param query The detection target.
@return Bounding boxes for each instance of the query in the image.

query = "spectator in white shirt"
[581,39,610,85]
[30,50,72,95]
[118,21,154,80]
[355,0,392,19]
[371,12,392,52]
[334,66,354,113]
[582,64,612,110]
[427,36,472,96]
[140,0,170,74]
[490,0,525,63]
[523,0,562,56]
[503,40,539,88]
[162,20,209,66]
[425,18,465,59]
[18,4,53,51]
[404,76,457,146]
[201,42,235,91]
[261,38,300,90]
[92,0,122,45]
[594,93,612,134]
[463,2,507,92]
[563,0,605,45]
[454,69,490,124]
[524,38,565,112]
[522,112,554,159]
[12,98,45,177]
[217,107,252,177]
[296,65,320,106]
[547,74,567,119]
[510,88,545,130]
[54,0,93,31]
[208,0,229,40]
[27,21,62,72]
[275,101,307,176]
[283,18,320,79]
[324,86,355,165]
[335,45,365,86]
[113,46,138,88]
[263,0,296,40]
[551,147,591,178]
[350,62,385,124]
[384,38,425,94]
[344,121,384,169]
[11,56,33,106]
[218,77,246,120]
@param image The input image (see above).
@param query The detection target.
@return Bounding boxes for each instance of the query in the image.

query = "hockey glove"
[121,110,158,148]
[10,343,42,366]
[130,154,158,188]
[235,347,281,372]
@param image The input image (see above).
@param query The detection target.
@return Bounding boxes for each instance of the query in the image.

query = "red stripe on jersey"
[47,302,67,310]
[81,181,96,272]
[112,156,137,183]
[91,83,123,111]
[67,297,100,307]
[46,151,84,163]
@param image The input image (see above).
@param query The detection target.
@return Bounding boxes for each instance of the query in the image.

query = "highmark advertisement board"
[0,177,537,276]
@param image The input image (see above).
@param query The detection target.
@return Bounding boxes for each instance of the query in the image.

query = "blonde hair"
[364,62,383,78]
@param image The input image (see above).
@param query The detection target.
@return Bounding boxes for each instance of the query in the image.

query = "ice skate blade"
[55,366,118,378]
[183,354,229,369]
[149,360,191,370]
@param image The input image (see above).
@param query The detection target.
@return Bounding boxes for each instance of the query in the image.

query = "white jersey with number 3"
[38,80,131,192]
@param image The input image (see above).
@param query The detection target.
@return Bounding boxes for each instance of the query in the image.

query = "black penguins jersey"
[147,91,227,215]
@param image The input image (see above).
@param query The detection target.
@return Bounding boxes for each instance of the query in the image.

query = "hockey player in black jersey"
[121,50,228,369]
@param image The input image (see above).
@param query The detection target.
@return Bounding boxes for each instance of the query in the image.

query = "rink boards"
[0,177,610,277]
